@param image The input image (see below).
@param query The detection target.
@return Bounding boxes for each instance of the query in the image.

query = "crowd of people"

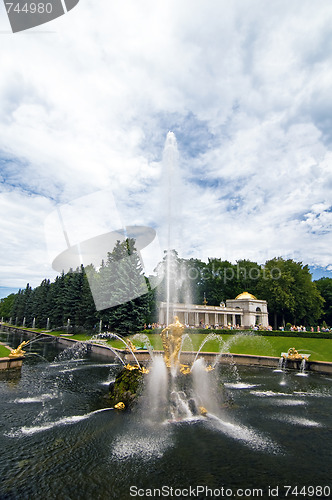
[144,322,331,332]
[144,323,162,330]
[251,324,273,331]
[279,325,331,332]
[144,322,274,331]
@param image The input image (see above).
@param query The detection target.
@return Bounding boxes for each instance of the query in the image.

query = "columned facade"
[159,302,244,327]
[158,292,269,329]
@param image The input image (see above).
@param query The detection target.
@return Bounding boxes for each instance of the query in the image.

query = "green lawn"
[0,344,10,357]
[129,333,332,362]
[61,332,332,362]
[7,328,332,362]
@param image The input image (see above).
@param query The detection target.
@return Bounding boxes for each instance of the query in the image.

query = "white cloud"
[0,188,57,286]
[1,0,332,291]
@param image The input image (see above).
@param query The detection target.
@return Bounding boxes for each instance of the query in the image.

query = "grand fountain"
[104,314,229,421]
[101,132,227,417]
[1,324,331,499]
[0,134,331,499]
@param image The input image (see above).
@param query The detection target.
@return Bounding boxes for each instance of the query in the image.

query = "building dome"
[235,291,257,300]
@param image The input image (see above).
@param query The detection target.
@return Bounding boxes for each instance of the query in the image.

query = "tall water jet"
[132,333,155,359]
[103,332,142,369]
[162,132,179,326]
[32,317,35,329]
[46,318,50,330]
[297,357,308,377]
[191,358,220,415]
[274,356,285,373]
[145,355,168,420]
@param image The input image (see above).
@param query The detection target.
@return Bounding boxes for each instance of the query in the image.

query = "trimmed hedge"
[249,330,332,339]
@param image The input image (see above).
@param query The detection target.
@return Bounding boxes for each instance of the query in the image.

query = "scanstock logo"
[3,0,79,33]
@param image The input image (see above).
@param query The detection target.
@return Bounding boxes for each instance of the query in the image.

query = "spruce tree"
[99,238,150,333]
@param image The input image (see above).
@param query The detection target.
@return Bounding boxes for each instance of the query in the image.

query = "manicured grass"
[127,333,332,362]
[69,333,95,341]
[45,330,75,336]
[1,325,47,333]
[61,332,332,362]
[0,344,10,357]
[5,327,332,362]
[77,334,130,349]
[215,335,332,362]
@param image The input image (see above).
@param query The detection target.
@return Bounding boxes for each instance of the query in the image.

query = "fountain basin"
[2,325,332,374]
[1,329,331,500]
[0,342,23,370]
[0,355,24,371]
[124,351,332,374]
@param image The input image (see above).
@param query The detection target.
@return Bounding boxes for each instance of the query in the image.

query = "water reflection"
[0,329,331,500]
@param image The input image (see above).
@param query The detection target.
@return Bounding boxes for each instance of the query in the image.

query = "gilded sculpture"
[160,316,184,368]
[9,340,29,358]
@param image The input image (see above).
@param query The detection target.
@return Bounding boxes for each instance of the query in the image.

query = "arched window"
[255,306,261,325]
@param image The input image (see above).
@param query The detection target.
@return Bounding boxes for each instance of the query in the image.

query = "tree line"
[1,241,332,333]
[155,251,330,329]
[0,239,152,333]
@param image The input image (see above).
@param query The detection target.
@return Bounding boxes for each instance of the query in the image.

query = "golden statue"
[114,402,125,410]
[160,316,184,368]
[9,341,29,358]
[199,406,208,416]
[140,366,150,374]
[283,347,308,361]
[126,340,137,352]
[124,363,149,374]
[125,364,139,371]
[180,364,191,375]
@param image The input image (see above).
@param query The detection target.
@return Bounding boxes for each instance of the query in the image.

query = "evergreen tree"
[48,273,66,328]
[98,238,150,333]
[0,294,15,320]
[30,279,51,328]
[11,289,25,324]
[80,270,97,329]
[23,284,33,325]
[63,268,85,327]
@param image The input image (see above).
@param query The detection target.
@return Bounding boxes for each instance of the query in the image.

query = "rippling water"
[1,330,331,500]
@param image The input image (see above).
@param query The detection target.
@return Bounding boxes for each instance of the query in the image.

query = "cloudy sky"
[1,0,332,298]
